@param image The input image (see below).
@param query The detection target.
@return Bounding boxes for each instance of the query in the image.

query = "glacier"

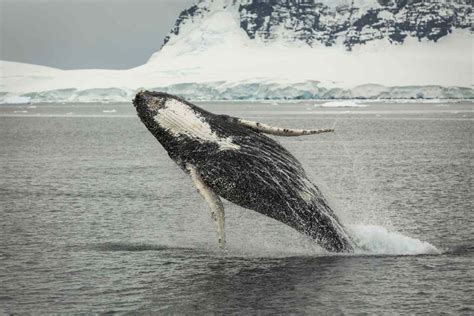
[0,0,472,103]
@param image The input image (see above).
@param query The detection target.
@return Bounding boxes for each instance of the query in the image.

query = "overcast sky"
[0,0,195,69]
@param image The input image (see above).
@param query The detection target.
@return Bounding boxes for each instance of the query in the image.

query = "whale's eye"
[147,97,165,111]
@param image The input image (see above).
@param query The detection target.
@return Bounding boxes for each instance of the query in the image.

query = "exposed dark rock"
[163,0,472,50]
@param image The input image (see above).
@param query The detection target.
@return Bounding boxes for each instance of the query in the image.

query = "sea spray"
[349,224,440,255]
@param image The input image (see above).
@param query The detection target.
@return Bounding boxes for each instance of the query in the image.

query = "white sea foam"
[102,109,117,113]
[349,224,440,255]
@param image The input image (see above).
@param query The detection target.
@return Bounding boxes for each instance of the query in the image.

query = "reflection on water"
[0,101,472,313]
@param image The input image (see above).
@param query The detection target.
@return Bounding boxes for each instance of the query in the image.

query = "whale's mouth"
[132,91,148,116]
[132,90,147,107]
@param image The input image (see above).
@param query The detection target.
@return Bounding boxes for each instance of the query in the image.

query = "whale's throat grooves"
[154,99,240,151]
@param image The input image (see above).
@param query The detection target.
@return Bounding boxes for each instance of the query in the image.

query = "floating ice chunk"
[3,96,31,104]
[318,100,369,108]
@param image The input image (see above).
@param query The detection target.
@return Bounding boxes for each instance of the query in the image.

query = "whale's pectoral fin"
[187,164,226,248]
[237,118,334,137]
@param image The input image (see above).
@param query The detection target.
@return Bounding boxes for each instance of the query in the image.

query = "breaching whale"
[133,91,354,252]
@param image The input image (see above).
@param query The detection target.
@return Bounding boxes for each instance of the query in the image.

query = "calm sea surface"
[0,101,473,314]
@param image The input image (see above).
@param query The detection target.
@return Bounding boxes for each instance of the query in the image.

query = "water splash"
[84,223,440,258]
[349,224,440,255]
[219,224,440,258]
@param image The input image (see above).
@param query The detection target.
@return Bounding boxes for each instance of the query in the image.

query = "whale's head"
[133,90,169,121]
[133,91,240,153]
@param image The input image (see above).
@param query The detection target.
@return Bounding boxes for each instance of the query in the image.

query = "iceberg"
[0,1,472,103]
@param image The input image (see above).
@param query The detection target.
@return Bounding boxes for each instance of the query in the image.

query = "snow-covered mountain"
[166,0,471,49]
[1,0,472,103]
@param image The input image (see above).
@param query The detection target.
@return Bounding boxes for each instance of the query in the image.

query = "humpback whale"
[133,91,354,252]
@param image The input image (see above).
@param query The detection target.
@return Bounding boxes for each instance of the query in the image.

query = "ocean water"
[0,101,473,314]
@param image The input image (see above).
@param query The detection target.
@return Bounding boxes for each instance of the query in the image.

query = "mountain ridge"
[163,0,471,50]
